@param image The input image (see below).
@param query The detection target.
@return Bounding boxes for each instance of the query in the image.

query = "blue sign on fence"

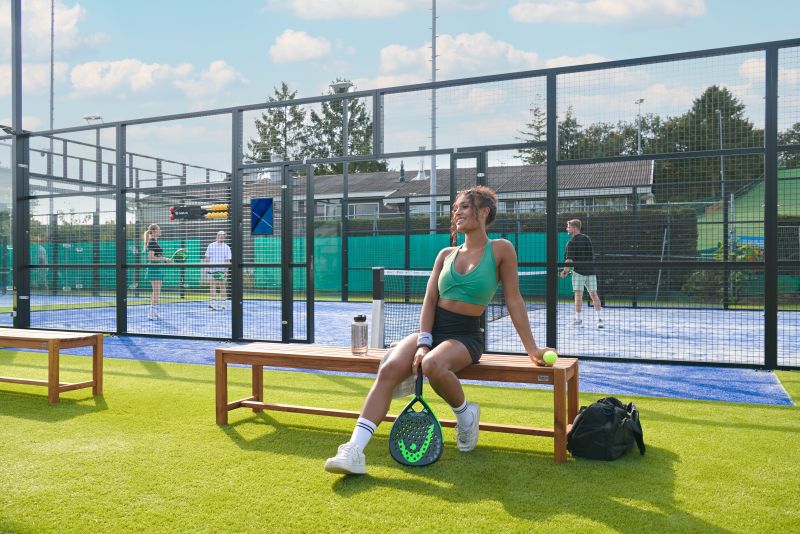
[251,198,274,235]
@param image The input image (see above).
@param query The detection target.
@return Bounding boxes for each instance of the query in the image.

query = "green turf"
[1,352,798,533]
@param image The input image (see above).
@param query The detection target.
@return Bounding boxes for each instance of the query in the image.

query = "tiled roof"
[288,160,653,199]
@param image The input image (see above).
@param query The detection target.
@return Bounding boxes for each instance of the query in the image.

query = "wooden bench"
[215,343,579,463]
[0,328,103,404]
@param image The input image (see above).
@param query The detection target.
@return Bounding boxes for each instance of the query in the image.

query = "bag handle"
[625,405,646,456]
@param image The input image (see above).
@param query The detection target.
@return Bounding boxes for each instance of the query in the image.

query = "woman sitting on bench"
[325,185,553,475]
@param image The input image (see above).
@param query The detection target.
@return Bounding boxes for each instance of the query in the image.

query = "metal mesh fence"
[4,39,797,367]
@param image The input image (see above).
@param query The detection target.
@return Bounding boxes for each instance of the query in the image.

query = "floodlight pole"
[429,0,438,234]
[331,80,353,301]
[717,109,730,309]
[635,98,644,154]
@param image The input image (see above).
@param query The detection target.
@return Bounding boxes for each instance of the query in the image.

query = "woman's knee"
[377,359,410,385]
[421,357,449,381]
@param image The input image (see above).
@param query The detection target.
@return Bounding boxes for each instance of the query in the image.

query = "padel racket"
[388,368,443,466]
[209,270,226,280]
[171,248,188,263]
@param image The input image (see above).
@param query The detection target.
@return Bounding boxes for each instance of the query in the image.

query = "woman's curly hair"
[450,185,497,244]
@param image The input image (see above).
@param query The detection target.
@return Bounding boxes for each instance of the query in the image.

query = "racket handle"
[415,367,424,397]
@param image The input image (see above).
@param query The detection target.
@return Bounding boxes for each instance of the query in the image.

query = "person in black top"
[143,224,172,320]
[560,219,604,328]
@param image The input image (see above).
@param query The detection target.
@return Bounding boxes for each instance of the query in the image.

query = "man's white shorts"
[572,273,598,292]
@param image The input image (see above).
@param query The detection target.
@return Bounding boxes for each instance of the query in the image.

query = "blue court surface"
[12,298,799,367]
[28,334,793,407]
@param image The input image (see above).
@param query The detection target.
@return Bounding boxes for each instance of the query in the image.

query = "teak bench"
[0,328,103,404]
[215,343,579,463]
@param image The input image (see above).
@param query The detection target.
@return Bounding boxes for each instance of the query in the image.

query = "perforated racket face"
[388,398,443,466]
[172,248,188,263]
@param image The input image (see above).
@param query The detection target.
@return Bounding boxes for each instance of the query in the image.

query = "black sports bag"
[567,397,646,461]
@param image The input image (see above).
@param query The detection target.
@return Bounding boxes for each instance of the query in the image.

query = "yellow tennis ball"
[543,350,558,366]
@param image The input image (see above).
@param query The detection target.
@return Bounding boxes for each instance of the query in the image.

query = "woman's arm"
[411,247,451,373]
[495,240,551,366]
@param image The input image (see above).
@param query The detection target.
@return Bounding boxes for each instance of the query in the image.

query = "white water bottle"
[351,314,368,355]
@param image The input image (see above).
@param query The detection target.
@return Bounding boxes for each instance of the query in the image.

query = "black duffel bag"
[567,397,646,461]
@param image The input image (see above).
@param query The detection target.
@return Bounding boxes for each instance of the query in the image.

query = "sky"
[0,0,799,174]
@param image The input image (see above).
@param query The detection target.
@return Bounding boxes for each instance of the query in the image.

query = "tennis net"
[371,267,546,348]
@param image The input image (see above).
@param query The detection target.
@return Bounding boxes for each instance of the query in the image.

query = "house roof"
[283,160,653,200]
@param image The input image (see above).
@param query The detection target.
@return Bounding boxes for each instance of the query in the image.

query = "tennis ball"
[543,350,558,366]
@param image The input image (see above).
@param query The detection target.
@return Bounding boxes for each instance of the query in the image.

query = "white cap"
[217,230,226,235]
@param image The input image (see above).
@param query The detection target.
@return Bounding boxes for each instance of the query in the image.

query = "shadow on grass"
[220,413,730,533]
[0,390,108,422]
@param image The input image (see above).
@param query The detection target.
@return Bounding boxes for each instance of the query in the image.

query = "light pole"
[83,113,103,297]
[716,108,731,308]
[635,98,644,154]
[330,81,353,300]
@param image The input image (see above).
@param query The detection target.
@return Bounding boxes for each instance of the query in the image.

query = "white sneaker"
[324,442,366,475]
[147,309,157,321]
[209,303,217,310]
[597,318,605,329]
[573,318,583,326]
[455,402,480,452]
[220,303,227,311]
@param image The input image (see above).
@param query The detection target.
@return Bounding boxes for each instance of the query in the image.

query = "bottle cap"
[354,314,367,322]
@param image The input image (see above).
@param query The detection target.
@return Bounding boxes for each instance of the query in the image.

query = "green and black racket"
[171,248,188,263]
[388,368,443,466]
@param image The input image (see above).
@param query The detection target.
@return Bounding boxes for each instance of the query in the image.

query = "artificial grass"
[0,352,798,533]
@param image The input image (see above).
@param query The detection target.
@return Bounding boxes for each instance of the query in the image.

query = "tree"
[306,79,387,175]
[650,85,764,202]
[246,82,308,164]
[557,106,581,160]
[778,122,800,168]
[516,105,546,164]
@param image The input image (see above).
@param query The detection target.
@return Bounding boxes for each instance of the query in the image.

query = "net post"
[370,267,385,348]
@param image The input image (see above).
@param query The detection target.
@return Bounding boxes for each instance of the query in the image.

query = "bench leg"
[48,340,60,404]
[553,368,567,463]
[215,352,228,425]
[92,334,103,396]
[568,364,579,424]
[252,365,263,413]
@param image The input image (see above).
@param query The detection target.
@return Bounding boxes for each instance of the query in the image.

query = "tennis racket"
[208,270,226,280]
[171,248,188,263]
[388,368,443,466]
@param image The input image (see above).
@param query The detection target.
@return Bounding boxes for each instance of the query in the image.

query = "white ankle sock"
[453,400,473,427]
[350,417,377,452]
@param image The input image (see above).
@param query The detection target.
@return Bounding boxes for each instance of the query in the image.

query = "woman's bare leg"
[420,340,473,407]
[359,333,417,423]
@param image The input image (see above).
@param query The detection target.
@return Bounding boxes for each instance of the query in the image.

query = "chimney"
[399,161,405,182]
[416,146,427,180]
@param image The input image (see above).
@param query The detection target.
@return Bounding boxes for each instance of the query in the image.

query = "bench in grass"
[0,328,103,404]
[215,343,579,463]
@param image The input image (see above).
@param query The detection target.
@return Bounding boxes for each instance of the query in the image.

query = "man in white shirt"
[204,231,232,310]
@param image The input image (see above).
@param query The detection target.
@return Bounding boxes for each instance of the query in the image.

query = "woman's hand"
[528,347,553,367]
[411,346,429,376]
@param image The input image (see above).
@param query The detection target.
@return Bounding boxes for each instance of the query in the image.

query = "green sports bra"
[437,240,499,306]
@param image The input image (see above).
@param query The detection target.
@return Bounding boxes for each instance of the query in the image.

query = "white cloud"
[70,59,191,94]
[509,0,705,25]
[69,59,246,100]
[0,62,69,97]
[545,54,608,68]
[269,29,331,64]
[378,32,539,81]
[274,0,413,19]
[0,0,106,59]
[173,60,249,100]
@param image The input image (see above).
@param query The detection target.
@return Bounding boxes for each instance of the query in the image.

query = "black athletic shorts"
[431,306,484,364]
